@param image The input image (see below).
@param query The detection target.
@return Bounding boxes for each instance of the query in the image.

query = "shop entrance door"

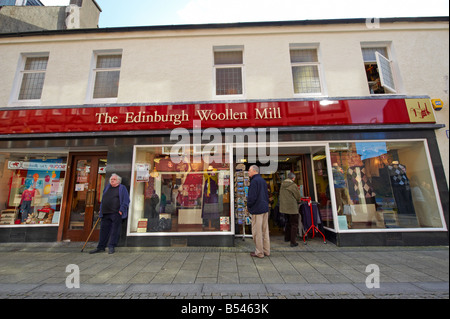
[233,144,332,238]
[62,153,107,242]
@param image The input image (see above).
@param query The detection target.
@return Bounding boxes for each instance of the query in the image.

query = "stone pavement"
[0,236,448,300]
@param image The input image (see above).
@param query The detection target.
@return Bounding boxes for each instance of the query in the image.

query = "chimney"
[65,0,101,29]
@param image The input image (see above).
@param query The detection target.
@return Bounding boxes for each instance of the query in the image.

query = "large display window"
[329,140,445,230]
[0,152,67,226]
[129,145,232,234]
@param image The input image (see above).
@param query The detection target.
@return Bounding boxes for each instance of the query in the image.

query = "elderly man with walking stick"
[89,173,130,255]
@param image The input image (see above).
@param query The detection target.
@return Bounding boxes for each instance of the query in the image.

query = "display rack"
[234,164,252,241]
[301,197,326,245]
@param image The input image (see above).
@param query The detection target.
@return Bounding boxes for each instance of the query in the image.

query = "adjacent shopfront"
[0,98,448,246]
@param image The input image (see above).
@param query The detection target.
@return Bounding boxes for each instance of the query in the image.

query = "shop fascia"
[95,106,281,125]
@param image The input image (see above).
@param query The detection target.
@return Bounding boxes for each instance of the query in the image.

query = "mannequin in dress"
[387,160,417,227]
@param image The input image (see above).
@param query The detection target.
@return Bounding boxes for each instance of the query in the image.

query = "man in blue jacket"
[90,173,130,255]
[247,165,270,258]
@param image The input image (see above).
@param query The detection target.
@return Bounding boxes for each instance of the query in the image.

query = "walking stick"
[81,217,101,252]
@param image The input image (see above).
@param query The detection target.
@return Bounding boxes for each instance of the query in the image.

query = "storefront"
[0,97,448,246]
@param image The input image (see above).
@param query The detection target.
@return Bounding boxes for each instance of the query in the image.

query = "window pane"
[214,51,243,65]
[290,49,318,63]
[292,65,321,94]
[216,68,243,95]
[0,152,67,225]
[362,47,387,62]
[330,141,443,230]
[376,52,396,92]
[19,72,46,100]
[93,70,120,98]
[129,147,231,234]
[24,57,48,71]
[96,55,122,68]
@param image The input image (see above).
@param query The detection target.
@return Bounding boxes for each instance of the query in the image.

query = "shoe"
[290,243,299,247]
[89,248,105,254]
[108,247,115,254]
[250,252,264,258]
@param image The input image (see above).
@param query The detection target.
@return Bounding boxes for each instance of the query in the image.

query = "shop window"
[290,47,323,95]
[87,51,122,102]
[362,47,397,94]
[10,53,49,106]
[130,146,232,234]
[329,141,444,230]
[312,151,333,230]
[0,153,67,226]
[214,48,244,96]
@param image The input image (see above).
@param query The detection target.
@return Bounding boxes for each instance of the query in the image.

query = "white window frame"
[361,44,400,95]
[213,46,245,99]
[375,51,397,93]
[86,50,122,104]
[289,44,326,97]
[326,139,447,233]
[8,52,49,107]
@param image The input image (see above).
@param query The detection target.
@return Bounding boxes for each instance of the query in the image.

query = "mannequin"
[202,167,219,230]
[177,161,203,207]
[20,186,38,223]
[332,163,350,212]
[387,160,417,227]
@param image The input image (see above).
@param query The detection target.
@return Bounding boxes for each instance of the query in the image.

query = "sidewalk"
[0,236,448,299]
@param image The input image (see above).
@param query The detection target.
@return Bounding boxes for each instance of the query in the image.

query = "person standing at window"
[247,165,270,258]
[90,173,130,255]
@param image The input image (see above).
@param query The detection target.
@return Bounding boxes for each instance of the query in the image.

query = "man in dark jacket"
[90,173,130,255]
[247,165,270,258]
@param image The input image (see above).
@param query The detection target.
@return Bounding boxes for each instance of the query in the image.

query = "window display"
[0,152,67,226]
[130,146,232,234]
[329,141,443,230]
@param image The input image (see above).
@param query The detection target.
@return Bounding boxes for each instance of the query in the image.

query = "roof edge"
[0,16,448,38]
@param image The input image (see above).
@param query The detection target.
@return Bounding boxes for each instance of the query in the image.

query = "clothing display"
[202,172,219,220]
[347,166,376,202]
[299,201,322,230]
[19,188,37,222]
[332,164,350,214]
[178,172,203,207]
[299,199,326,244]
[387,162,418,227]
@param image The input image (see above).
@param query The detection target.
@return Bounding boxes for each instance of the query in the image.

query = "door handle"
[86,189,96,207]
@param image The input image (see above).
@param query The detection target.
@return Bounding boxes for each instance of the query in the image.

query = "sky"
[41,0,449,28]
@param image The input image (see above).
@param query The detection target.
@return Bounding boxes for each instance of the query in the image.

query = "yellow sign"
[405,99,436,123]
[431,99,443,111]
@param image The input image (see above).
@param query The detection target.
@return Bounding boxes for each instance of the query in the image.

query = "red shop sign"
[0,98,435,135]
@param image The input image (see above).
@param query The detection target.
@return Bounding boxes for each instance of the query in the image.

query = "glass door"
[63,153,107,242]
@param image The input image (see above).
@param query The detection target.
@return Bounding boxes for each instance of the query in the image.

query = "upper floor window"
[290,46,324,95]
[18,56,48,100]
[214,48,244,96]
[87,51,122,102]
[9,53,49,106]
[362,47,396,94]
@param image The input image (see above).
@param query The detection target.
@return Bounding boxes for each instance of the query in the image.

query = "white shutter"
[375,51,396,93]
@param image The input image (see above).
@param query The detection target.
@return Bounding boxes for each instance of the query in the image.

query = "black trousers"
[285,214,299,244]
[97,212,122,249]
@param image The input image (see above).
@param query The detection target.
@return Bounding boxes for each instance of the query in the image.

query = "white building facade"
[0,17,448,246]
